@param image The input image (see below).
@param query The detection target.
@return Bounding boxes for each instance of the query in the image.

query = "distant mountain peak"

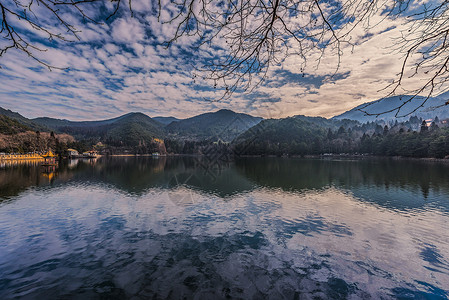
[333,95,449,123]
[126,112,147,117]
[215,109,235,114]
[153,116,180,126]
[165,109,262,142]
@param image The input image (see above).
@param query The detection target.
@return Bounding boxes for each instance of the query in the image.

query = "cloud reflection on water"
[0,157,448,298]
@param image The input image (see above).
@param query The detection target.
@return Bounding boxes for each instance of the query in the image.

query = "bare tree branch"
[0,0,122,69]
[1,0,449,117]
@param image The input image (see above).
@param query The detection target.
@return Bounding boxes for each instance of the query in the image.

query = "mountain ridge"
[333,92,449,122]
[166,109,263,142]
[0,108,264,145]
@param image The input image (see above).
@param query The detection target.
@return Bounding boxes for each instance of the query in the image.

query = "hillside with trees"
[0,108,264,155]
[0,130,75,154]
[31,113,166,154]
[233,115,449,159]
[0,115,33,135]
[166,109,262,142]
[2,107,449,159]
[33,113,164,141]
[233,117,328,156]
[0,108,48,132]
[0,112,75,154]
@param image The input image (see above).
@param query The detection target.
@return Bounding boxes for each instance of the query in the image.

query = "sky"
[0,0,439,121]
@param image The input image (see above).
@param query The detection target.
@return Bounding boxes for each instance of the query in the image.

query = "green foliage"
[34,112,164,151]
[360,127,449,158]
[235,116,449,159]
[233,117,327,156]
[0,115,32,134]
[0,107,48,131]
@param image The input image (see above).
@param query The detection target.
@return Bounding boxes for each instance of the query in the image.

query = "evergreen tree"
[420,121,428,133]
[327,128,334,140]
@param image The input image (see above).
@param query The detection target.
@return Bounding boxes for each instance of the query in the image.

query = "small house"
[67,149,79,158]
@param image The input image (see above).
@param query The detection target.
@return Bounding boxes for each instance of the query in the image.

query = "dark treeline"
[111,115,449,159]
[233,116,449,158]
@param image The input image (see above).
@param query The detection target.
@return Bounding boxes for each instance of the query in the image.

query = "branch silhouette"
[1,0,449,115]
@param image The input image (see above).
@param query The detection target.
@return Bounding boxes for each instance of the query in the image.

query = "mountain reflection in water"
[0,157,448,299]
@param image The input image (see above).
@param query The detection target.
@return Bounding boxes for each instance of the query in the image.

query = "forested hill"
[233,114,449,158]
[3,106,449,158]
[166,109,262,142]
[233,117,329,155]
[31,109,263,143]
[233,116,360,155]
[0,115,33,135]
[32,113,136,129]
[32,112,165,146]
[0,108,264,152]
[0,107,47,131]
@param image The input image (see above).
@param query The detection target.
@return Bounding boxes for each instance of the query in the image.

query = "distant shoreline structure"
[0,153,45,161]
[68,148,100,159]
[107,153,167,157]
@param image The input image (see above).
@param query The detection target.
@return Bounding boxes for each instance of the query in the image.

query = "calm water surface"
[0,157,448,299]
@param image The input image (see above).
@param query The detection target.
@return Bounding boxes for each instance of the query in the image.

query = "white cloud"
[0,3,442,121]
[111,18,145,44]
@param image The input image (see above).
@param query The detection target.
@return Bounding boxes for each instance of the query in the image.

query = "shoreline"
[0,154,45,161]
[4,152,448,164]
[105,153,449,164]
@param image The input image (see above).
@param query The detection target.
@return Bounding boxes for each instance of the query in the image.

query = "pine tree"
[420,120,428,133]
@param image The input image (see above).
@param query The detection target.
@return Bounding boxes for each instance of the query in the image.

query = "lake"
[0,157,448,299]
